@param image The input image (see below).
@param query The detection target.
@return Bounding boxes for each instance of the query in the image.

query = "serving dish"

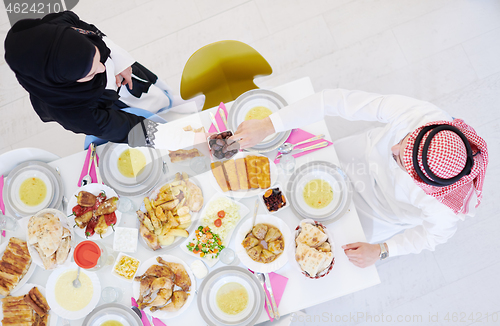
[3,161,64,218]
[0,239,37,298]
[181,194,249,267]
[137,173,203,252]
[208,152,278,199]
[45,263,101,320]
[26,208,75,270]
[66,184,122,240]
[197,266,264,326]
[234,214,291,273]
[132,255,196,320]
[258,184,289,214]
[82,303,142,326]
[99,143,162,197]
[0,283,57,326]
[287,219,335,279]
[228,89,291,153]
[286,160,352,224]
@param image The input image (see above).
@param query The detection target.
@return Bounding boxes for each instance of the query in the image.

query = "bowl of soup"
[11,170,53,213]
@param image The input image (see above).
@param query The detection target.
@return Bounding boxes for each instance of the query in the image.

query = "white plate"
[26,209,75,270]
[208,152,278,198]
[106,145,155,186]
[132,255,196,320]
[137,174,203,252]
[208,275,256,324]
[66,184,122,240]
[45,263,101,320]
[10,169,54,214]
[294,169,343,216]
[234,214,291,273]
[0,283,58,326]
[0,239,37,298]
[180,194,250,267]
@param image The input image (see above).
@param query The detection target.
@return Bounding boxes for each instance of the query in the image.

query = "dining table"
[3,77,380,326]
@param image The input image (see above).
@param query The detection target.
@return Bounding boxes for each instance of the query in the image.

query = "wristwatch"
[379,243,388,260]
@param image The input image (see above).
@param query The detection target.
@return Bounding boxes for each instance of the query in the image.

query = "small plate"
[131,255,196,320]
[208,152,278,199]
[11,169,54,214]
[198,266,264,326]
[0,283,58,326]
[228,89,291,153]
[258,184,289,214]
[0,239,37,298]
[45,263,101,320]
[286,161,352,224]
[82,303,142,326]
[66,184,122,240]
[234,214,290,273]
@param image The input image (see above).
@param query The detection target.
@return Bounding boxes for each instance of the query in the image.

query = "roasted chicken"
[150,291,188,312]
[156,258,191,292]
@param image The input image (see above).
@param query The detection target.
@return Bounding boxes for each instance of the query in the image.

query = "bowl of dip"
[46,263,101,320]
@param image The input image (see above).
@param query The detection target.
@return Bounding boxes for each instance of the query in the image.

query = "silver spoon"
[277,134,325,154]
[73,267,81,288]
[255,273,274,319]
[81,144,95,186]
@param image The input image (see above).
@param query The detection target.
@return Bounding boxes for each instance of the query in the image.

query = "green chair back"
[180,40,272,110]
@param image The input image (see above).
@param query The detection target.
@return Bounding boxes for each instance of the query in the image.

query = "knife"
[252,198,259,229]
[276,141,329,160]
[209,112,221,133]
[92,144,103,184]
[0,175,5,215]
[264,272,280,320]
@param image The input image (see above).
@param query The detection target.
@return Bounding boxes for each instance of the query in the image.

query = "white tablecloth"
[5,78,380,326]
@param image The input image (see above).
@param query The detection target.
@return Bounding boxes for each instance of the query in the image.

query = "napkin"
[208,102,229,133]
[131,297,167,326]
[77,147,100,187]
[250,271,289,322]
[274,129,333,164]
[0,175,5,237]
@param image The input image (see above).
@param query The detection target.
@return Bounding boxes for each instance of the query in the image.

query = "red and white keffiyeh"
[403,119,488,214]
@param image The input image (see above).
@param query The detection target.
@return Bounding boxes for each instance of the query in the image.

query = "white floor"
[1,0,500,325]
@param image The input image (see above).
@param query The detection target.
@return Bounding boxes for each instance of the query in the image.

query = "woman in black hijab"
[4,11,200,144]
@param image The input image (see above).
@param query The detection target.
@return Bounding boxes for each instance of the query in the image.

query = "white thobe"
[270,89,476,257]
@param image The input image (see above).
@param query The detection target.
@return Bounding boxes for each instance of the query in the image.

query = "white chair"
[0,148,60,175]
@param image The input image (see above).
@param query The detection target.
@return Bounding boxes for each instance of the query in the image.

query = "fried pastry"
[256,157,270,189]
[223,160,240,191]
[0,237,32,296]
[245,156,260,189]
[169,149,203,163]
[211,162,230,192]
[235,158,249,190]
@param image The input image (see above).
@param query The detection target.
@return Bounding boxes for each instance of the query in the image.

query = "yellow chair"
[180,40,272,111]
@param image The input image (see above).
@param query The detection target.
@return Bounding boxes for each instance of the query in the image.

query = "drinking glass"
[117,196,136,213]
[101,286,123,303]
[0,214,18,231]
[219,247,240,265]
[279,154,296,174]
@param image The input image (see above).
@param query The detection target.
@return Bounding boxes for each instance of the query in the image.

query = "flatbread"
[295,243,327,277]
[296,223,328,248]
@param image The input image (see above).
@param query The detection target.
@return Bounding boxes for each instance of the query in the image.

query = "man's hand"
[342,242,381,268]
[116,66,133,89]
[230,117,275,149]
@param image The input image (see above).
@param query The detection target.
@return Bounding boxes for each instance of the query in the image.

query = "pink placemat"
[0,175,5,215]
[250,271,289,322]
[208,102,229,133]
[77,147,100,187]
[274,129,332,164]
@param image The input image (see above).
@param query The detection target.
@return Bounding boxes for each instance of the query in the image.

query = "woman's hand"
[229,117,275,149]
[342,242,382,268]
[116,66,133,89]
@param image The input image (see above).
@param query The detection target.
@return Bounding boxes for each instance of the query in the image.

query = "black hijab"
[4,11,111,111]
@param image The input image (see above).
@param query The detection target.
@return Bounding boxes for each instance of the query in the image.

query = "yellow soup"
[303,179,333,209]
[101,321,124,326]
[216,282,248,315]
[117,149,146,178]
[55,270,94,311]
[19,177,47,206]
[245,106,273,121]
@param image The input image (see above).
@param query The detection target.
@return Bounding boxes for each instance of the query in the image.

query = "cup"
[101,286,123,303]
[117,196,136,213]
[0,214,18,232]
[219,247,240,266]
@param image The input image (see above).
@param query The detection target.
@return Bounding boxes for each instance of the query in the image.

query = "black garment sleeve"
[42,11,105,36]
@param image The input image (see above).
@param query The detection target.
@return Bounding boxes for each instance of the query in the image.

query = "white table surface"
[3,77,380,326]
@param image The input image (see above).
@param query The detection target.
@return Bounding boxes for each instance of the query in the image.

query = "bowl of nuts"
[259,184,288,214]
[207,131,240,161]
